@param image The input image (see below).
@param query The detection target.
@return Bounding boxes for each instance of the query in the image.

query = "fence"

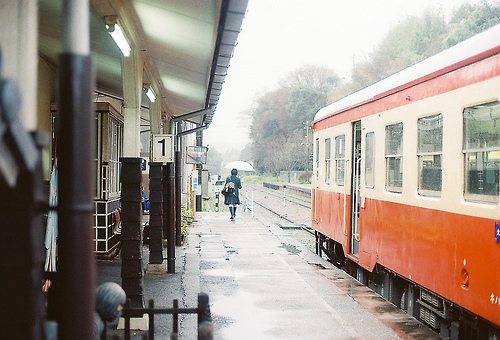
[243,189,254,217]
[106,293,212,340]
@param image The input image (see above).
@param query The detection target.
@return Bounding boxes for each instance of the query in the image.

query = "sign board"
[496,222,500,243]
[192,170,199,191]
[152,134,174,163]
[186,146,208,164]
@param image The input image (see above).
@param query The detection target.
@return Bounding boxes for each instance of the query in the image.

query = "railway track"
[249,184,311,208]
[245,183,314,236]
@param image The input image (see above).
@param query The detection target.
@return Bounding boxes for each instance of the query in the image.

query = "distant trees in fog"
[247,2,500,178]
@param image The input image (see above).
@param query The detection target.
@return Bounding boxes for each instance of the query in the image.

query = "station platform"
[98,210,438,339]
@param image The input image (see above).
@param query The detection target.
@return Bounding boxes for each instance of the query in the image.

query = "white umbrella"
[224,160,255,172]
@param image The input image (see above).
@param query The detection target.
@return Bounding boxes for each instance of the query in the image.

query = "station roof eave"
[38,0,248,127]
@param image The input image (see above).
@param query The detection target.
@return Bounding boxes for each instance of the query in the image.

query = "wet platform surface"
[181,211,438,339]
[98,210,438,339]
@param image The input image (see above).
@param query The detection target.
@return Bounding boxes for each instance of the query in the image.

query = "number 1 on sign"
[152,134,173,163]
[158,138,166,156]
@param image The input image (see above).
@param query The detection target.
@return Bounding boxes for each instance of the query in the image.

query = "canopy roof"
[39,0,248,126]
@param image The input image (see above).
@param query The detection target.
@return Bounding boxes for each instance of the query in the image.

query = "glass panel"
[419,155,442,193]
[335,135,345,157]
[385,123,403,156]
[315,138,320,179]
[108,116,123,196]
[93,114,100,198]
[335,135,345,186]
[418,114,442,196]
[465,151,499,202]
[464,101,500,150]
[365,132,375,187]
[418,114,442,153]
[325,160,331,184]
[325,138,331,159]
[325,138,331,184]
[336,160,345,186]
[386,156,403,192]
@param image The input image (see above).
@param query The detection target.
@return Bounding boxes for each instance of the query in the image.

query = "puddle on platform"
[325,270,439,339]
[308,262,326,269]
[279,242,301,255]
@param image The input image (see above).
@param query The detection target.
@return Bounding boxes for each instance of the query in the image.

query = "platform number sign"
[152,134,174,163]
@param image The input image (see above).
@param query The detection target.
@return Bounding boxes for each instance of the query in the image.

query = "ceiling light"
[143,84,156,102]
[105,16,131,57]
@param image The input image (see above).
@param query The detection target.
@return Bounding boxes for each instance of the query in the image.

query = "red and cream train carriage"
[311,24,500,338]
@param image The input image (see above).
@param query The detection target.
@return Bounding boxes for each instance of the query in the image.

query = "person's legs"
[229,205,234,219]
[233,206,237,218]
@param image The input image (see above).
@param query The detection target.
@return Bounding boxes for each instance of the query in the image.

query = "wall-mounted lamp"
[143,83,156,103]
[105,16,131,57]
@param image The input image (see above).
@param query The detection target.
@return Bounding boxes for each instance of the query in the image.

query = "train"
[311,23,500,339]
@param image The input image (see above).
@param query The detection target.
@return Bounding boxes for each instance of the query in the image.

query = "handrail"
[343,159,349,236]
[354,157,362,241]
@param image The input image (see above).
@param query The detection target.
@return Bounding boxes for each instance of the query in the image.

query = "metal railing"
[108,293,212,340]
[243,189,254,217]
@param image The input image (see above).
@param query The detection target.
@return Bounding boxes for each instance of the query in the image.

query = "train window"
[365,132,375,188]
[315,138,320,180]
[325,138,331,184]
[385,123,403,193]
[417,114,442,196]
[335,135,345,186]
[463,101,500,203]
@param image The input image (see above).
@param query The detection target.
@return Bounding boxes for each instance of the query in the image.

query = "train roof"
[313,23,500,123]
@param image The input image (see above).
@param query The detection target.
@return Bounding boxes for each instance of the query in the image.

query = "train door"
[350,121,362,256]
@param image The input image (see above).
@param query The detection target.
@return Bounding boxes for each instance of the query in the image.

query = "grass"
[240,175,278,184]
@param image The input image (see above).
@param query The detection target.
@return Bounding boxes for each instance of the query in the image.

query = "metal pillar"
[148,163,163,264]
[195,130,202,212]
[120,158,144,310]
[57,53,95,339]
[175,150,182,247]
[56,1,95,336]
[164,163,175,273]
[0,128,46,340]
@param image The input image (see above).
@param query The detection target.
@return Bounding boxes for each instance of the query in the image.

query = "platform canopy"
[224,160,255,172]
[38,0,248,126]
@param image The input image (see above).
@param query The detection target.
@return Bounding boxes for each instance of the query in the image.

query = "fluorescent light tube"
[146,88,156,102]
[106,24,131,57]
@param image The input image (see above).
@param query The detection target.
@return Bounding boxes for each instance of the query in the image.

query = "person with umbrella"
[223,168,242,220]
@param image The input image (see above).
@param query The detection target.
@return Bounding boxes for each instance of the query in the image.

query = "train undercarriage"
[315,233,499,340]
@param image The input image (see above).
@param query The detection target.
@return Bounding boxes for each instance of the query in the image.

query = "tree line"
[246,2,499,180]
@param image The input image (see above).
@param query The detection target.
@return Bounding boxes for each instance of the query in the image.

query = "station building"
[0,0,247,338]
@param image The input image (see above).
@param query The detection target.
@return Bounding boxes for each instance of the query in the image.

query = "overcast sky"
[204,0,492,154]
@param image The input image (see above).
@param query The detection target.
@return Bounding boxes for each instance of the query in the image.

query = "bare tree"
[280,64,339,90]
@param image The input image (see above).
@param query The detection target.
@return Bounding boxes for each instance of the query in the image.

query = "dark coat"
[224,175,242,205]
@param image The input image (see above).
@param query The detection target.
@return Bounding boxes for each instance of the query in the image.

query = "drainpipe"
[168,107,212,247]
[195,131,203,212]
[57,0,95,338]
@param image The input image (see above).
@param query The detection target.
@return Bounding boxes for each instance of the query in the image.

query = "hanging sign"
[186,146,208,164]
[152,134,174,163]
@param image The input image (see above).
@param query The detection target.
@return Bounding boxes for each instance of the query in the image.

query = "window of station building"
[335,135,345,186]
[463,101,500,203]
[315,138,320,180]
[417,114,443,196]
[108,117,123,197]
[385,123,403,193]
[325,138,331,184]
[365,132,375,188]
[93,114,101,198]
